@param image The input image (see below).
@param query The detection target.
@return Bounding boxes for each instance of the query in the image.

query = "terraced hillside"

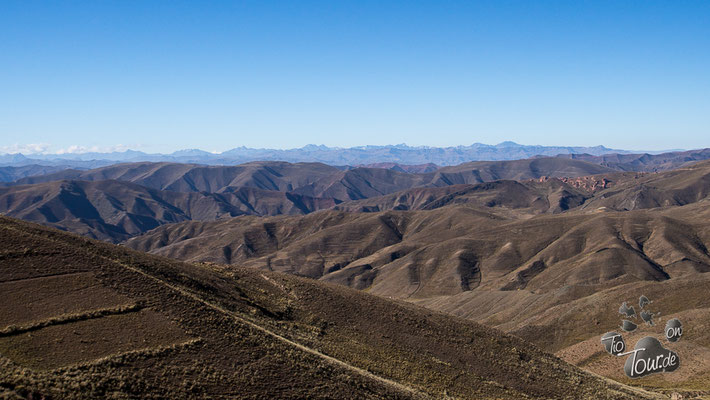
[0,215,661,399]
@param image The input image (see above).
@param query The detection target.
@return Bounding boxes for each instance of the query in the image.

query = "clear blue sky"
[1,1,708,154]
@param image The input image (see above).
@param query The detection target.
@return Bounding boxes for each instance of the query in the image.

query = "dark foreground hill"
[0,216,658,399]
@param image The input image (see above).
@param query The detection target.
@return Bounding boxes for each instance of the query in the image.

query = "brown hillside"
[126,201,710,393]
[581,160,710,211]
[0,180,335,242]
[333,179,590,215]
[11,161,341,193]
[0,216,657,399]
[9,158,617,202]
[432,157,617,184]
[0,158,625,242]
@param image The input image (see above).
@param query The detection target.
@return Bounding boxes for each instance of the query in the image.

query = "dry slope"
[126,200,710,394]
[0,216,659,399]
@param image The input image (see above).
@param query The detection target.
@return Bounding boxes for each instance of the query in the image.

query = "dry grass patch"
[0,309,191,370]
[0,272,133,329]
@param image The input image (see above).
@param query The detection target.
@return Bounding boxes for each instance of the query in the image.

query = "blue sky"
[1,1,708,154]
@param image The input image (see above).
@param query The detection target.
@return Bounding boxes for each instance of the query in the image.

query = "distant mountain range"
[0,142,645,168]
[2,148,710,242]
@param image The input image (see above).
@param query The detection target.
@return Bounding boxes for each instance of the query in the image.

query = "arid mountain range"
[0,215,658,399]
[1,149,710,397]
[124,161,710,393]
[1,149,710,243]
[0,158,612,241]
[0,179,335,242]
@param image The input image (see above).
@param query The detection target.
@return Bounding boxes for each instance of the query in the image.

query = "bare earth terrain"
[0,215,663,399]
[2,153,710,398]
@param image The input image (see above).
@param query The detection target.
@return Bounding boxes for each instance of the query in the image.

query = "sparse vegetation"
[0,215,665,398]
[0,303,143,337]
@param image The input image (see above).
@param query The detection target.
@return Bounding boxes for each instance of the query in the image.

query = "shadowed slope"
[0,158,627,242]
[333,179,590,215]
[126,201,710,393]
[127,205,710,293]
[0,180,335,242]
[581,160,710,211]
[11,161,341,193]
[9,158,617,198]
[431,157,617,184]
[0,216,657,399]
